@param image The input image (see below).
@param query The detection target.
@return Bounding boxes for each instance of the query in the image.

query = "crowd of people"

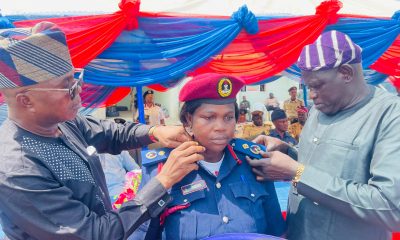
[0,21,399,240]
[237,84,307,146]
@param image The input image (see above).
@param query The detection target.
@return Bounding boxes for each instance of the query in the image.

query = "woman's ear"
[184,114,194,136]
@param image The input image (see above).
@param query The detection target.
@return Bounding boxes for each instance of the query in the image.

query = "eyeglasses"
[24,77,83,100]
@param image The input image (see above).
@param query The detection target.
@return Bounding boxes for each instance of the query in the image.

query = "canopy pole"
[136,86,145,124]
[302,84,308,107]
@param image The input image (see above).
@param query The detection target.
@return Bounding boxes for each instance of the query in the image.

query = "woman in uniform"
[134,73,286,240]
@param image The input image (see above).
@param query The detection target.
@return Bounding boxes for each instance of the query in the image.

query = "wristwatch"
[148,125,159,143]
[292,163,305,187]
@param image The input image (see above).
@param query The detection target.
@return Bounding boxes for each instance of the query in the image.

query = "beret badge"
[217,77,233,98]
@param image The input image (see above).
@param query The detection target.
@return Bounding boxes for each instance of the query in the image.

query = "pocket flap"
[229,181,269,203]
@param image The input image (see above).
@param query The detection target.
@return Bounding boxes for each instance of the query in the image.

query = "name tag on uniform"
[181,180,207,195]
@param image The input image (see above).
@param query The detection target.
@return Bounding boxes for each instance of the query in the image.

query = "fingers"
[252,135,267,145]
[175,131,191,142]
[259,150,270,158]
[246,156,270,167]
[174,141,199,151]
[266,143,277,152]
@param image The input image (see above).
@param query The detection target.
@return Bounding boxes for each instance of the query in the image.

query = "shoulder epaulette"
[141,147,172,167]
[230,138,267,159]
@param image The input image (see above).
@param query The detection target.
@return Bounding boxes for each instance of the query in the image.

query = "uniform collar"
[216,147,240,182]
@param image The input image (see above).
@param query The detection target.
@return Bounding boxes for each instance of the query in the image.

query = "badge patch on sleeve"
[181,180,207,195]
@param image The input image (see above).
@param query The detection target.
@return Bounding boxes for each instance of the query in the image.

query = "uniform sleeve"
[73,115,153,155]
[297,106,400,231]
[0,160,171,240]
[283,101,288,112]
[264,181,287,236]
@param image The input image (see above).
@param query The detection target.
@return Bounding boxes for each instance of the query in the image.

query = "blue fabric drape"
[83,5,258,86]
[0,104,8,126]
[283,14,400,85]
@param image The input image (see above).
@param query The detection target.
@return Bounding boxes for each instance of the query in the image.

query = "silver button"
[222,216,229,223]
[250,193,255,197]
[313,201,319,206]
[158,199,166,207]
[216,182,221,189]
[313,137,318,143]
[183,199,188,203]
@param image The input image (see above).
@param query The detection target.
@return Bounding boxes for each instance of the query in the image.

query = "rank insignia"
[181,180,207,195]
[142,148,173,167]
[230,138,266,159]
[250,145,261,155]
[145,151,157,159]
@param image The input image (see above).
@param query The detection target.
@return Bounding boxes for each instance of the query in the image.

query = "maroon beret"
[179,73,245,104]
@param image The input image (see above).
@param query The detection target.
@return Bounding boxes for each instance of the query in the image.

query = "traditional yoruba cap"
[271,109,287,121]
[0,22,73,89]
[143,89,154,99]
[251,102,265,115]
[288,86,297,92]
[297,30,362,71]
[179,73,245,104]
[297,106,308,113]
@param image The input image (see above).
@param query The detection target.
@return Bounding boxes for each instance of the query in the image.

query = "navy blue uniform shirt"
[269,129,297,146]
[132,146,286,240]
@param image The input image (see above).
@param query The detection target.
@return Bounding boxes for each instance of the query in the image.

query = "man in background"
[265,92,279,111]
[240,103,272,140]
[269,109,297,146]
[288,106,308,142]
[135,90,165,125]
[283,86,304,123]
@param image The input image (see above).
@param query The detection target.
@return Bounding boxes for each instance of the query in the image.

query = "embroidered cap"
[0,21,73,89]
[297,30,362,71]
[179,73,245,104]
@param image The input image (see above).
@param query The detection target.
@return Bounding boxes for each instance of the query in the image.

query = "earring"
[185,126,194,136]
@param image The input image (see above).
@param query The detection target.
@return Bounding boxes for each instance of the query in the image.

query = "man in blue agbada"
[132,73,286,240]
[248,30,400,240]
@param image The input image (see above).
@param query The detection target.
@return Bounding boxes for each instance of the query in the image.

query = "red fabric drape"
[104,87,131,106]
[12,0,140,108]
[388,75,400,91]
[191,0,342,84]
[371,36,400,77]
[14,0,141,68]
[79,84,131,108]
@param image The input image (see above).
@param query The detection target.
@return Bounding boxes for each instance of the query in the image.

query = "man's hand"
[252,135,290,153]
[247,150,299,181]
[156,141,205,189]
[153,125,191,148]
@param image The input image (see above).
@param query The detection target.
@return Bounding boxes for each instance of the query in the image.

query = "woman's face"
[187,103,236,154]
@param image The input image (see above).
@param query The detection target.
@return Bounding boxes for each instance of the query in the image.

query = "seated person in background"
[237,108,247,123]
[133,73,286,240]
[240,102,272,141]
[265,92,279,111]
[288,106,308,142]
[98,151,139,204]
[269,109,297,146]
